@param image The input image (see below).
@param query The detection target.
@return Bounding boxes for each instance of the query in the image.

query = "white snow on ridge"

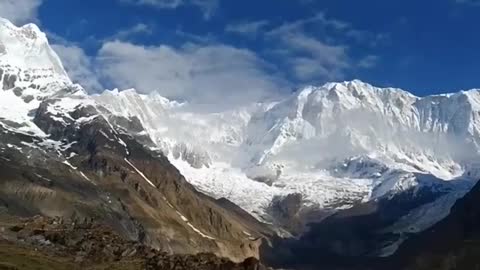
[94,80,480,224]
[0,17,69,79]
[174,210,216,240]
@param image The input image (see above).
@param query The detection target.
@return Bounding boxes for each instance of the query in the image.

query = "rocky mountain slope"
[0,17,273,264]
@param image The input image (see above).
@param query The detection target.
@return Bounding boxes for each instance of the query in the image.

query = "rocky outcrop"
[171,142,212,169]
[267,194,304,233]
[2,72,16,90]
[0,215,270,270]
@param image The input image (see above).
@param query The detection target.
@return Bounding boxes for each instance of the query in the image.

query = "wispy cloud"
[96,41,288,108]
[51,43,104,91]
[265,12,385,82]
[267,12,349,37]
[121,0,219,19]
[48,10,384,105]
[280,33,349,80]
[0,0,42,25]
[175,29,216,44]
[226,20,269,37]
[110,23,153,40]
[358,55,379,69]
[51,37,289,108]
[128,0,183,8]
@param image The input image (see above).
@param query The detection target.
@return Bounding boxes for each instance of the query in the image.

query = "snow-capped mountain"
[1,15,479,258]
[0,16,86,138]
[0,17,273,262]
[0,17,75,98]
[93,80,480,223]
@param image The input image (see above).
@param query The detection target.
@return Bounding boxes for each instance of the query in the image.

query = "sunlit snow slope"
[94,81,480,224]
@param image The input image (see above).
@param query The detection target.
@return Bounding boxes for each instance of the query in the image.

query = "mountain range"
[1,16,480,269]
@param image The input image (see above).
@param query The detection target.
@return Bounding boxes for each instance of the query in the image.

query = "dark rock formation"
[267,193,304,233]
[261,187,445,269]
[388,179,480,270]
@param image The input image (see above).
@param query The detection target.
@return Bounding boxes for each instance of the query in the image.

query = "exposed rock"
[0,216,272,270]
[2,73,16,90]
[261,187,445,269]
[12,87,22,97]
[172,142,212,169]
[267,194,303,233]
[387,179,480,270]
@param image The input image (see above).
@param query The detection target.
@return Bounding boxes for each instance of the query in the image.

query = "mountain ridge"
[1,16,480,264]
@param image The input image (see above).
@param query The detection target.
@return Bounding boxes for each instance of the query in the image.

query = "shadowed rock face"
[260,187,444,270]
[387,178,480,270]
[267,194,304,233]
[256,178,480,270]
[0,95,274,263]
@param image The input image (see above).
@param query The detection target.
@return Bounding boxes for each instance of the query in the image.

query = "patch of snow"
[79,171,96,185]
[174,210,215,240]
[124,158,156,188]
[34,173,52,183]
[62,160,77,170]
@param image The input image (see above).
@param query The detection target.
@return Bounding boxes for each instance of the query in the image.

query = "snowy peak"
[0,17,82,109]
[0,17,69,79]
[283,80,480,139]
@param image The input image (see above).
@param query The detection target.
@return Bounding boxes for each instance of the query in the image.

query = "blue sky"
[2,0,480,104]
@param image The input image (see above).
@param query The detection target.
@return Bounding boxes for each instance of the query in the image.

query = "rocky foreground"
[0,215,270,270]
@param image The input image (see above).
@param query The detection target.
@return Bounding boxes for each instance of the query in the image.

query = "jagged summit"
[0,17,81,111]
[0,17,69,79]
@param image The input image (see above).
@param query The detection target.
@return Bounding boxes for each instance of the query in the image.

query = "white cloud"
[0,0,42,25]
[122,0,218,19]
[51,44,104,92]
[358,55,379,69]
[266,12,383,82]
[281,33,349,80]
[42,8,383,108]
[131,0,183,8]
[267,12,349,37]
[95,41,288,108]
[226,20,269,37]
[111,23,153,40]
[266,14,351,81]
